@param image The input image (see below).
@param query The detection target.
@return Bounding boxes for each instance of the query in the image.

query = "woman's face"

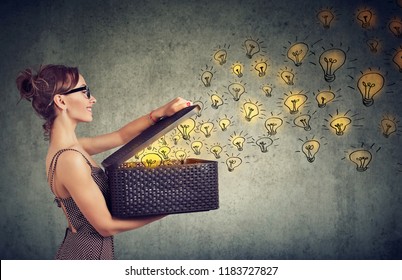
[63,74,96,123]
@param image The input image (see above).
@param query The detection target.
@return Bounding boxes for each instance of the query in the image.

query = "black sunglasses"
[46,86,91,109]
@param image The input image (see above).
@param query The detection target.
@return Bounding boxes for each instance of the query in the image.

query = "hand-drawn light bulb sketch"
[141,153,163,168]
[294,114,312,131]
[231,62,243,77]
[213,49,227,65]
[388,19,402,38]
[349,149,372,172]
[253,60,268,77]
[287,42,309,66]
[158,146,171,160]
[177,118,196,140]
[255,137,273,153]
[175,150,188,163]
[280,69,295,85]
[218,117,232,131]
[191,140,203,155]
[330,116,351,136]
[210,144,223,159]
[284,93,307,114]
[319,48,346,82]
[262,85,273,97]
[356,9,373,29]
[302,139,320,163]
[242,100,260,122]
[228,82,246,101]
[232,136,245,151]
[199,121,215,138]
[317,9,335,29]
[244,38,261,58]
[357,71,384,107]
[381,117,397,138]
[392,49,402,72]
[366,39,379,53]
[265,117,283,136]
[316,90,335,108]
[210,92,224,109]
[226,156,243,172]
[201,70,213,87]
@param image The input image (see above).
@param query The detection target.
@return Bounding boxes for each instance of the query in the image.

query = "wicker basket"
[102,106,219,217]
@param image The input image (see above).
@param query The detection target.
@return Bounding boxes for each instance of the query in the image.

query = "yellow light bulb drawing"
[200,121,214,138]
[218,118,231,131]
[201,70,213,87]
[232,136,245,151]
[294,114,311,131]
[330,116,351,136]
[255,137,273,153]
[243,101,260,122]
[389,20,402,37]
[141,153,163,168]
[357,10,373,28]
[213,49,227,65]
[228,82,245,101]
[381,118,397,138]
[302,140,320,163]
[158,146,171,160]
[262,85,273,97]
[175,150,187,163]
[357,72,384,107]
[284,93,307,114]
[316,90,335,108]
[287,42,309,66]
[280,70,295,85]
[226,156,242,172]
[366,39,379,53]
[319,48,346,82]
[254,61,267,77]
[191,141,203,155]
[349,149,372,172]
[392,50,402,72]
[244,39,260,58]
[317,9,334,29]
[172,133,181,145]
[210,93,224,109]
[177,118,196,140]
[232,63,243,78]
[210,145,223,159]
[265,117,283,136]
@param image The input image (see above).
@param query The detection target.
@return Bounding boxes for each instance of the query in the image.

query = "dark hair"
[16,64,80,140]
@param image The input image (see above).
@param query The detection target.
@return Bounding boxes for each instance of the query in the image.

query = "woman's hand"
[151,97,192,120]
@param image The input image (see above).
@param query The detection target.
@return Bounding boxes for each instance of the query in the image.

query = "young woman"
[16,64,192,259]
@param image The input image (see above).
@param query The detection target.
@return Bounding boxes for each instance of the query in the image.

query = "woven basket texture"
[106,159,219,217]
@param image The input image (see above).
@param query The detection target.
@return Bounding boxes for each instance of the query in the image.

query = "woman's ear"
[53,94,67,110]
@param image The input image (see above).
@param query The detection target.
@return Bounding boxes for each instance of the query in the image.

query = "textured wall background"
[1,0,401,260]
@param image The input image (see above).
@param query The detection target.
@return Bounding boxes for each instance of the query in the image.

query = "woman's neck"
[49,114,79,149]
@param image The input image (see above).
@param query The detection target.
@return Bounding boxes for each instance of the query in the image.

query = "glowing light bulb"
[389,20,402,38]
[141,153,163,168]
[287,42,309,66]
[319,48,346,82]
[228,82,245,101]
[210,145,223,159]
[175,150,187,163]
[316,90,335,108]
[232,136,245,151]
[284,93,307,114]
[262,85,273,97]
[330,116,351,136]
[210,93,224,109]
[302,140,320,163]
[392,50,402,72]
[177,118,196,140]
[218,118,231,131]
[232,63,243,78]
[244,39,260,58]
[213,49,227,65]
[349,149,372,172]
[381,118,397,138]
[280,70,295,85]
[191,141,203,155]
[243,101,259,122]
[201,71,213,87]
[357,10,373,28]
[200,121,214,138]
[317,9,334,29]
[357,72,384,107]
[158,146,171,160]
[265,117,283,136]
[366,39,379,53]
[255,137,273,153]
[294,114,311,131]
[226,156,242,172]
[254,61,267,77]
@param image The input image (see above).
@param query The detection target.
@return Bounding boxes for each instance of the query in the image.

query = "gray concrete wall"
[1,0,401,259]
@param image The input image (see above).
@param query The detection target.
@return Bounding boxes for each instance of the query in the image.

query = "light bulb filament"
[362,81,375,99]
[145,159,156,167]
[292,50,303,65]
[180,124,190,140]
[324,57,337,75]
[291,99,299,113]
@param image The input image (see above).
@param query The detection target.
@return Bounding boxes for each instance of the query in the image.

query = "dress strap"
[48,148,93,199]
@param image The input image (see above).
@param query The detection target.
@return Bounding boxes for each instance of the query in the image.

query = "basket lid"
[101,105,200,168]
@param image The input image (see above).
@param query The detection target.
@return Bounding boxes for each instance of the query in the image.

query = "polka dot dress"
[48,149,114,260]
